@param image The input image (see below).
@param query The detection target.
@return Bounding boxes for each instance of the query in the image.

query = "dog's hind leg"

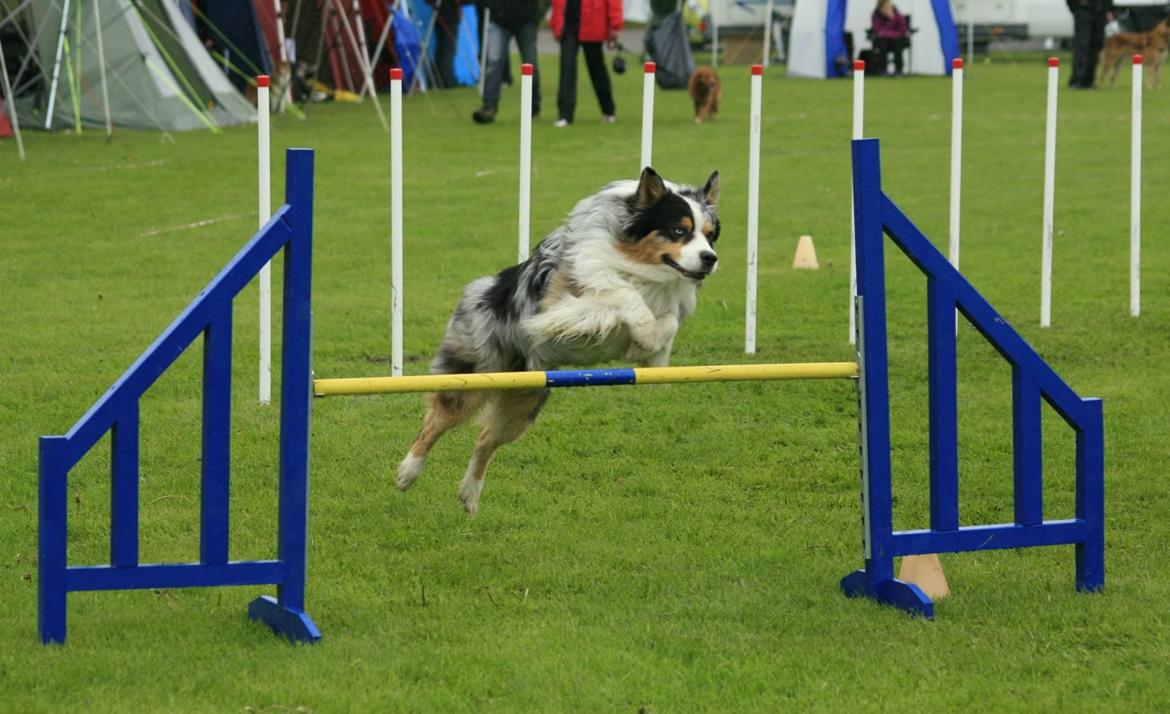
[458,389,550,515]
[397,391,485,491]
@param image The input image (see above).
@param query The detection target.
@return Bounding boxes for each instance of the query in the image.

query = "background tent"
[406,0,479,87]
[192,1,279,92]
[788,0,958,78]
[5,0,255,131]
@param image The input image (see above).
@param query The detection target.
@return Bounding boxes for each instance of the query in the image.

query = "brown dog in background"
[1099,18,1170,88]
[688,66,722,124]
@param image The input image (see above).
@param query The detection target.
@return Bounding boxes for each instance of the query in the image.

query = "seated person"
[871,0,910,75]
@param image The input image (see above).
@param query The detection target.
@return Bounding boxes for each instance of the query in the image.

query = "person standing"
[1067,0,1112,88]
[472,0,543,123]
[550,0,623,126]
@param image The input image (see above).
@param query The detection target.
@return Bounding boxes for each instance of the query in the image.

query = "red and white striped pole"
[257,74,272,404]
[1131,54,1142,317]
[849,59,864,345]
[519,63,534,263]
[641,62,656,171]
[1040,57,1058,328]
[390,68,404,376]
[745,64,763,354]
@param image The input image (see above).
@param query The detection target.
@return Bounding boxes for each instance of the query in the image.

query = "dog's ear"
[635,167,668,208]
[702,171,720,206]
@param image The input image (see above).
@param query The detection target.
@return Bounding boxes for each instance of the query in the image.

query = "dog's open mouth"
[663,255,711,280]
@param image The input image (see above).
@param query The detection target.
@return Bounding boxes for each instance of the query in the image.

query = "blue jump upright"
[38,149,320,645]
[841,139,1105,618]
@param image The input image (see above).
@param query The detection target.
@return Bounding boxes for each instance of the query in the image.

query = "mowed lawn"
[3,51,1170,711]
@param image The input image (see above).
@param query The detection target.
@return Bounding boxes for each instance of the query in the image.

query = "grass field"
[4,51,1170,711]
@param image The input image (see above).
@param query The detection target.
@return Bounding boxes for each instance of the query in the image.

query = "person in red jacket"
[550,0,623,126]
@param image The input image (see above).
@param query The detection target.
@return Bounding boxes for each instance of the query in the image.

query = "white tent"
[788,0,958,78]
[4,0,256,132]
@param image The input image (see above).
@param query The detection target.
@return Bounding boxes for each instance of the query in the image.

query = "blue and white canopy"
[788,0,959,78]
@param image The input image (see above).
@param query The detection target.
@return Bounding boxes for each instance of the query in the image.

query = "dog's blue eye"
[672,227,687,237]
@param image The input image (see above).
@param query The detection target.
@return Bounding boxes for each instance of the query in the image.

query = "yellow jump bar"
[313,362,859,397]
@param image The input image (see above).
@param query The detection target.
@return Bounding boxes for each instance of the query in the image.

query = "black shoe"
[472,105,497,124]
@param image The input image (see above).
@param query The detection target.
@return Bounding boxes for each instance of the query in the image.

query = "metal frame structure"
[38,141,1105,645]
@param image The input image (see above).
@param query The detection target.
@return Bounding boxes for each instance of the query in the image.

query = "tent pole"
[44,0,72,129]
[327,1,355,91]
[410,0,441,94]
[70,0,82,133]
[348,0,374,99]
[761,0,772,67]
[372,12,394,72]
[332,0,387,129]
[0,31,27,160]
[271,0,293,110]
[93,0,114,136]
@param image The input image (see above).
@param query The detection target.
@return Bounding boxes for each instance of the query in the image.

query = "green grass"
[4,53,1170,711]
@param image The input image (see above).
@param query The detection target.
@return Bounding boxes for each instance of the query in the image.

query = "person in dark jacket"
[550,0,624,126]
[1067,0,1113,88]
[472,0,542,123]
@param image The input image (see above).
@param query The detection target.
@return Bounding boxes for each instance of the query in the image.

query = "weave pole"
[314,362,860,396]
[848,59,864,345]
[641,62,655,170]
[1040,57,1058,328]
[258,75,272,404]
[745,65,763,354]
[1131,55,1142,317]
[390,68,404,377]
[519,63,534,263]
[949,58,963,335]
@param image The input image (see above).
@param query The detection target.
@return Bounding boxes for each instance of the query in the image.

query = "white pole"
[949,58,963,270]
[950,57,963,334]
[761,0,773,67]
[44,0,71,130]
[391,67,404,376]
[478,7,490,97]
[1131,54,1142,317]
[849,58,864,345]
[518,63,533,263]
[641,61,655,171]
[93,0,112,138]
[257,75,273,404]
[332,0,388,130]
[0,33,25,160]
[1040,57,1058,328]
[745,65,762,354]
[350,0,374,98]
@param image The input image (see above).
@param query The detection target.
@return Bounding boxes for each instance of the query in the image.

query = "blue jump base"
[37,141,1104,643]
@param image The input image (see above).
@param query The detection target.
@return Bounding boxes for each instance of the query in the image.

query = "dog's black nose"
[700,251,718,268]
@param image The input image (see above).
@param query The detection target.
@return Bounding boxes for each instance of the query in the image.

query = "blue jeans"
[482,21,541,112]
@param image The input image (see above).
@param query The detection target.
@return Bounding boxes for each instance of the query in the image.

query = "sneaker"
[472,105,497,124]
[554,118,570,128]
[602,114,616,124]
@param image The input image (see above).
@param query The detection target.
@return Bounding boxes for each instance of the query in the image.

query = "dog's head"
[619,167,720,282]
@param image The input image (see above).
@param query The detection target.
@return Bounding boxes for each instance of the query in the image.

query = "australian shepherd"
[396,167,721,514]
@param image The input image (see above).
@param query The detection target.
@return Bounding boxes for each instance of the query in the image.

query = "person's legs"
[1086,11,1107,84]
[557,31,581,123]
[891,38,907,75]
[1070,8,1094,87]
[514,22,542,115]
[435,18,460,87]
[581,42,615,116]
[475,21,511,122]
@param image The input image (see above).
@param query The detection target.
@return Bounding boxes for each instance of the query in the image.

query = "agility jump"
[37,140,1105,645]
